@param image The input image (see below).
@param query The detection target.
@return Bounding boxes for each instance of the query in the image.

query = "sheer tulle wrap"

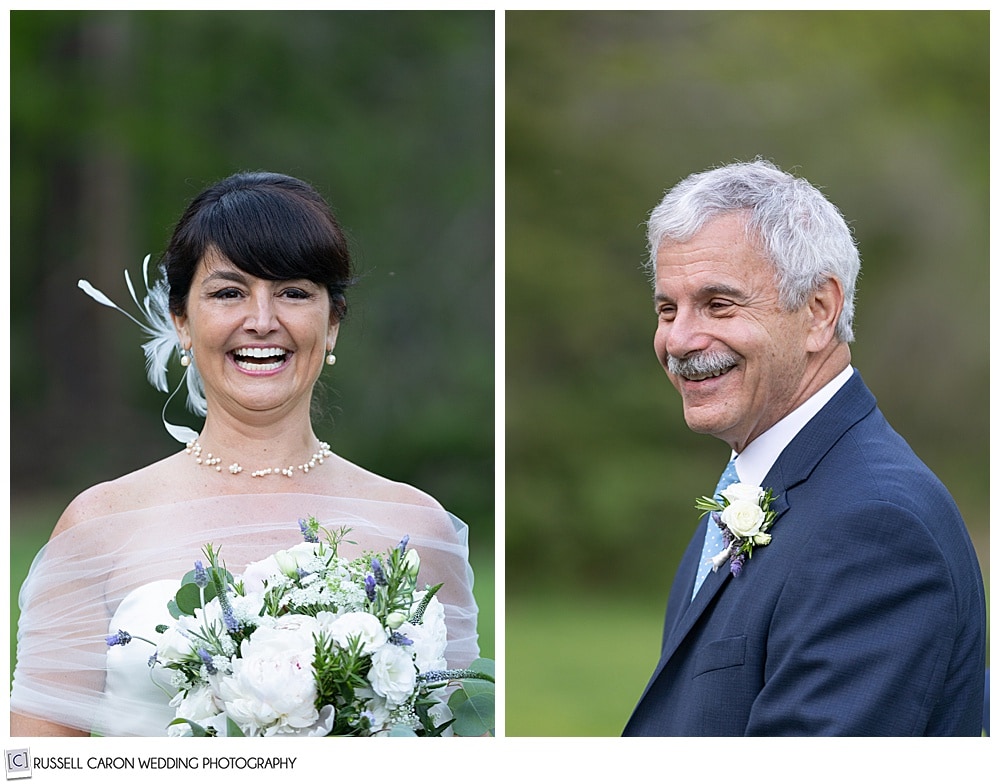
[10,494,479,736]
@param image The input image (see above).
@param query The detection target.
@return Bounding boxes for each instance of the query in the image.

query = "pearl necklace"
[185,438,333,478]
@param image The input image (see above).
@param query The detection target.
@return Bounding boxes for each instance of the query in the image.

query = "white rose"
[156,619,197,663]
[326,611,387,654]
[169,684,221,729]
[314,610,339,631]
[368,644,417,705]
[242,543,323,592]
[721,498,766,538]
[240,556,283,594]
[215,622,321,736]
[720,482,763,506]
[273,543,321,578]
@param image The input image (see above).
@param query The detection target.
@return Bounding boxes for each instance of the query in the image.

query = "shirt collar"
[733,365,855,488]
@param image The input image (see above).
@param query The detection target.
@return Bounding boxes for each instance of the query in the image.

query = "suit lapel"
[647,371,876,681]
[656,492,791,671]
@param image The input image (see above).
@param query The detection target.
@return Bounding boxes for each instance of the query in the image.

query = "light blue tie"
[692,456,739,600]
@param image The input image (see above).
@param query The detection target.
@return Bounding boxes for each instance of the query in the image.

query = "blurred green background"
[505,10,988,736]
[8,10,495,679]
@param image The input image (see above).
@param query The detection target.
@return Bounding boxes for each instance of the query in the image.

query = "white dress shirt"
[732,365,855,487]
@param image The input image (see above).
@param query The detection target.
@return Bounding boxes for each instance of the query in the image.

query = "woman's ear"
[171,311,191,351]
[805,276,845,352]
[327,319,340,352]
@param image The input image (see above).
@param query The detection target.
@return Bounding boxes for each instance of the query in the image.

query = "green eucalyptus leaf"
[468,657,495,680]
[174,582,203,615]
[450,690,495,736]
[457,678,494,698]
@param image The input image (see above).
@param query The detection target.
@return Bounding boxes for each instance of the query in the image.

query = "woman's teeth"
[233,347,288,371]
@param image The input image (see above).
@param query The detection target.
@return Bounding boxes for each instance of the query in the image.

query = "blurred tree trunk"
[23,13,137,493]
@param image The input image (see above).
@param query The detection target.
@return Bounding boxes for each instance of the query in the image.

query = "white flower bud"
[386,611,408,630]
[403,549,421,578]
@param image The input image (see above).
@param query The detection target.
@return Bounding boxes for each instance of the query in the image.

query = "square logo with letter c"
[4,749,31,780]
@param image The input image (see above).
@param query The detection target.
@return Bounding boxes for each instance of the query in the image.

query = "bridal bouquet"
[107,518,494,737]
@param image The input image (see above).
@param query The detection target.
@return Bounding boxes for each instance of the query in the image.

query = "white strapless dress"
[102,581,181,736]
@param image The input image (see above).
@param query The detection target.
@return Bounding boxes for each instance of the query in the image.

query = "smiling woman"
[176,249,336,429]
[9,172,485,737]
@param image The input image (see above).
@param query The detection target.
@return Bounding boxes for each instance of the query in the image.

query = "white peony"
[215,619,323,736]
[399,593,448,673]
[326,611,388,655]
[721,498,766,538]
[368,643,417,705]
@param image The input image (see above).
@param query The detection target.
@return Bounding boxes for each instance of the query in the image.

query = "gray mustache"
[667,351,739,377]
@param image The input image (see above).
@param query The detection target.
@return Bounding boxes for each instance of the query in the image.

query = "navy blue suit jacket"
[623,371,986,736]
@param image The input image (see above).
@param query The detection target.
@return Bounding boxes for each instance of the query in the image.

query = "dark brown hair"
[163,171,354,320]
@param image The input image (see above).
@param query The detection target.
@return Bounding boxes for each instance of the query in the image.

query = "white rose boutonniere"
[695,482,779,576]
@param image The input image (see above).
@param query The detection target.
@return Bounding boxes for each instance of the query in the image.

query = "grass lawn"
[505,592,664,736]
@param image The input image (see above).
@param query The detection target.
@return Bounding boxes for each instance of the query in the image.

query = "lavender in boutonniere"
[695,482,779,577]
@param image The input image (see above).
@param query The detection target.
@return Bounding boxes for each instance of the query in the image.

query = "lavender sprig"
[106,629,132,647]
[193,560,209,588]
[298,516,320,543]
[370,557,387,586]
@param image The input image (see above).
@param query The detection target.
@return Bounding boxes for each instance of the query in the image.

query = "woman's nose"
[244,295,278,333]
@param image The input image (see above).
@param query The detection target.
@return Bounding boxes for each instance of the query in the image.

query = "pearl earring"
[180,349,192,367]
[326,351,337,366]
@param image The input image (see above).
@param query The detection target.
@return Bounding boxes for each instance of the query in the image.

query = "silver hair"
[645,158,860,343]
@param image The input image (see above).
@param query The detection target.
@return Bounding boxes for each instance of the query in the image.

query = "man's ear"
[805,276,844,352]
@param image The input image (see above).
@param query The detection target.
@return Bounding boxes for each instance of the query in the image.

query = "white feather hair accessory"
[78,254,204,443]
